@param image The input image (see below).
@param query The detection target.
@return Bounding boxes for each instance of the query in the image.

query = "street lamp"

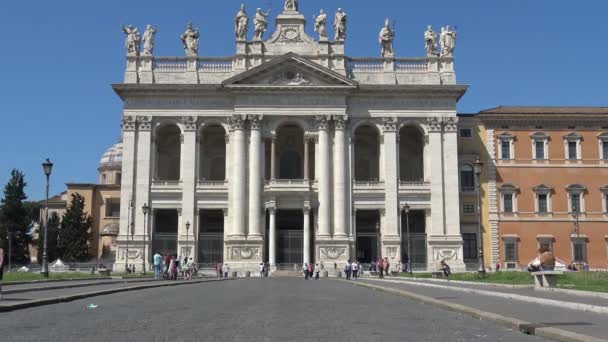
[403,204,412,274]
[473,156,485,275]
[142,203,149,274]
[185,221,191,257]
[41,158,53,278]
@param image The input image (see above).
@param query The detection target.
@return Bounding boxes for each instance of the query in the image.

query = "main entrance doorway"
[276,210,303,267]
[401,210,427,271]
[198,210,224,265]
[152,209,178,256]
[356,210,381,263]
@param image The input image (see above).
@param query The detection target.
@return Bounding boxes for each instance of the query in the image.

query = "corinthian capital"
[229,115,247,130]
[443,116,458,132]
[314,115,330,130]
[426,117,442,132]
[137,116,152,131]
[333,115,347,130]
[181,116,197,131]
[382,117,398,132]
[122,116,137,131]
[248,115,263,130]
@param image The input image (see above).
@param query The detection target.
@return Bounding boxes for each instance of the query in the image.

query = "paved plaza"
[0,278,542,342]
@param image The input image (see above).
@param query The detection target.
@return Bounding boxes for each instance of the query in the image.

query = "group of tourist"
[343,260,362,280]
[216,263,232,278]
[303,263,321,280]
[125,264,137,273]
[153,252,196,280]
[259,263,270,278]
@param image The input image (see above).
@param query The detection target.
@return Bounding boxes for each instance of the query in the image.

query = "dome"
[98,142,123,171]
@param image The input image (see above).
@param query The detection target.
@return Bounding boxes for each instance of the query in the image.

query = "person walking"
[186,257,195,280]
[314,263,320,280]
[352,261,359,279]
[224,264,230,278]
[377,258,384,278]
[303,263,309,279]
[384,257,390,277]
[344,260,351,280]
[153,252,162,279]
[308,263,314,280]
[440,259,451,278]
[259,263,265,279]
[0,240,5,301]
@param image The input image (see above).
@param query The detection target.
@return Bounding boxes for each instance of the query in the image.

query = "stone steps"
[271,271,303,277]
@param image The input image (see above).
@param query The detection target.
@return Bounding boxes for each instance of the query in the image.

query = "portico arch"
[199,124,227,181]
[354,124,380,181]
[155,123,181,181]
[399,125,425,182]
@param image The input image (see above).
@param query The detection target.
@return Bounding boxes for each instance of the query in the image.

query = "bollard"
[231,271,238,278]
[246,271,251,278]
[323,270,329,278]
[337,271,342,278]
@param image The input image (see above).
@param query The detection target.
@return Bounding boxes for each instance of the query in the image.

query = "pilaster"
[179,116,197,257]
[316,115,332,239]
[382,118,399,238]
[248,115,263,240]
[333,116,348,238]
[228,115,247,239]
[133,116,152,268]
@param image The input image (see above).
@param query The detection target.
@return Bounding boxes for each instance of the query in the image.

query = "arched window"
[354,125,380,181]
[460,164,474,192]
[155,124,181,181]
[199,125,227,181]
[399,126,424,182]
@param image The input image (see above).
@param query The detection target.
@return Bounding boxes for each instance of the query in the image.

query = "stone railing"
[197,57,233,72]
[152,57,188,72]
[353,180,385,189]
[265,179,311,186]
[399,181,431,189]
[395,58,429,72]
[346,58,384,73]
[197,180,229,187]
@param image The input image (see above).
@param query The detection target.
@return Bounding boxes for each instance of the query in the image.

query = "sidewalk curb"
[340,280,607,342]
[536,287,608,300]
[3,278,160,295]
[392,276,533,289]
[3,277,112,286]
[0,278,233,313]
[367,278,608,315]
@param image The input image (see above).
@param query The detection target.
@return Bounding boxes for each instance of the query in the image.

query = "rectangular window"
[603,142,608,160]
[605,195,608,214]
[568,141,578,160]
[462,233,477,260]
[463,204,475,214]
[571,194,581,213]
[504,240,518,262]
[537,194,548,213]
[460,129,472,138]
[106,198,121,217]
[503,194,513,213]
[539,240,552,252]
[501,140,511,160]
[535,141,545,159]
[573,241,587,263]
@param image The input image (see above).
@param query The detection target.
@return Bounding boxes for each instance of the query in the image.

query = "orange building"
[479,107,608,270]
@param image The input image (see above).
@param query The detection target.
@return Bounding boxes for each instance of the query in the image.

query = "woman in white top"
[314,263,320,280]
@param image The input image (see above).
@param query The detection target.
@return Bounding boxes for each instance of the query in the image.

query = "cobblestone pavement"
[0,278,542,342]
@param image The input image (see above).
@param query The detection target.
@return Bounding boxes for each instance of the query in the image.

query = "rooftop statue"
[334,8,347,41]
[379,18,395,57]
[181,21,200,57]
[122,25,141,56]
[254,8,271,40]
[313,10,328,41]
[424,25,438,57]
[440,26,457,57]
[142,25,158,56]
[235,3,249,41]
[284,0,298,12]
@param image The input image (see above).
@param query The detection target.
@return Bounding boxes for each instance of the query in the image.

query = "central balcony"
[264,179,313,193]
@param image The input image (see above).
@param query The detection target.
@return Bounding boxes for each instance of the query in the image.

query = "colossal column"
[117,116,137,271]
[382,118,399,239]
[229,115,247,238]
[316,116,331,238]
[427,117,445,238]
[133,116,152,265]
[270,136,277,180]
[180,117,197,257]
[333,116,348,238]
[248,115,263,240]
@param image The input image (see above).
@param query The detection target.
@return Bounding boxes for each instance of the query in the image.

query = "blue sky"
[0,0,606,200]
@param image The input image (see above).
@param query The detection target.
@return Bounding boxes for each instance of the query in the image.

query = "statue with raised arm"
[122,25,141,56]
[142,25,158,56]
[254,8,271,40]
[440,26,457,57]
[379,18,395,57]
[313,10,328,41]
[284,0,298,12]
[334,8,347,41]
[424,25,438,57]
[181,21,200,56]
[235,3,249,40]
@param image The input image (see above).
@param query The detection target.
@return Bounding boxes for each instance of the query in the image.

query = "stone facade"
[113,6,468,273]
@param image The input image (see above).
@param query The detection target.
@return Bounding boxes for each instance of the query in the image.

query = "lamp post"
[185,221,191,257]
[572,207,581,268]
[41,158,53,278]
[473,156,485,275]
[403,204,412,274]
[142,203,149,275]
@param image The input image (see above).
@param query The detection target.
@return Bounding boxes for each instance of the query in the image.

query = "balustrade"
[152,57,188,72]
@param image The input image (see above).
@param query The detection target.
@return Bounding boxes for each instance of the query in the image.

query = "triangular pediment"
[222,53,357,88]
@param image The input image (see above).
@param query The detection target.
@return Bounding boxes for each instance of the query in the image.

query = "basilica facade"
[113,5,468,273]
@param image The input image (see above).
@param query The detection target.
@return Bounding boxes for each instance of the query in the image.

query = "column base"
[316,239,352,275]
[224,240,265,276]
[381,239,402,272]
[427,235,466,273]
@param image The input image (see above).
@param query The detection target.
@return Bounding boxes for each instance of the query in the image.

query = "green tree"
[37,212,60,264]
[0,169,31,264]
[23,201,41,226]
[57,193,92,261]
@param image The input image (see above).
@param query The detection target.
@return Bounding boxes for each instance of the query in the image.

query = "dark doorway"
[356,210,381,263]
[401,210,427,271]
[198,210,224,265]
[276,210,303,265]
[152,209,178,256]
